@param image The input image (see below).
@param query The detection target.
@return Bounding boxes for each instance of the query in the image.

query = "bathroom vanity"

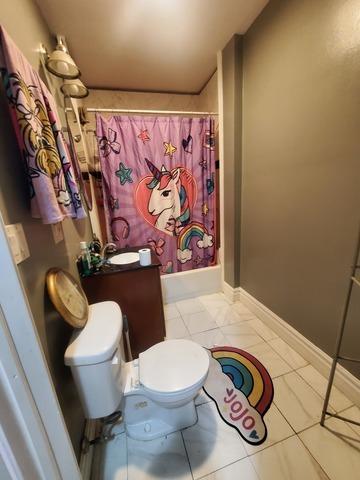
[81,246,166,359]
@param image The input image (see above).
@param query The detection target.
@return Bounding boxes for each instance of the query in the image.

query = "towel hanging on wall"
[0,26,87,224]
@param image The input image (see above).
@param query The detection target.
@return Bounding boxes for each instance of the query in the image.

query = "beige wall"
[241,0,360,378]
[0,0,93,456]
[222,36,242,287]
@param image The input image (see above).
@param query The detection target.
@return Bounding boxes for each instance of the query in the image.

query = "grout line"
[292,365,352,415]
[296,434,332,480]
[246,432,297,458]
[180,430,195,480]
[274,370,322,434]
[337,404,356,415]
[195,456,258,480]
[126,433,129,479]
[296,416,360,440]
[292,365,337,413]
[266,338,309,370]
[295,420,328,436]
[293,365,354,415]
[261,340,294,374]
[187,325,220,336]
[270,402,298,437]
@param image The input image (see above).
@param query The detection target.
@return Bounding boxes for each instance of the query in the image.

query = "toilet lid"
[139,339,209,394]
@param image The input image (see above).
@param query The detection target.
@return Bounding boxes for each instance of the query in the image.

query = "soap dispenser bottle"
[79,241,91,276]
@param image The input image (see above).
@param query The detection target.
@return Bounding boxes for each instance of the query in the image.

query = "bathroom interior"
[0,0,360,479]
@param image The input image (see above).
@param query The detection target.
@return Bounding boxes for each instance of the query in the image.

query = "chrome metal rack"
[321,224,360,428]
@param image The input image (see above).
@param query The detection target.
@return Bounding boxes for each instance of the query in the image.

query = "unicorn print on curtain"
[96,115,216,274]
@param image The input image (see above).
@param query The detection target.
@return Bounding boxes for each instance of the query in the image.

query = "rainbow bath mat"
[203,346,274,445]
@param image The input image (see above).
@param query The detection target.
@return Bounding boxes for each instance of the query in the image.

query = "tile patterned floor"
[94,293,360,480]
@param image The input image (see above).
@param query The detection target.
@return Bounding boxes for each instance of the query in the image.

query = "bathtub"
[160,264,222,304]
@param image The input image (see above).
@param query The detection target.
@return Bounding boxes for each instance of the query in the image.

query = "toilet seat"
[139,339,209,398]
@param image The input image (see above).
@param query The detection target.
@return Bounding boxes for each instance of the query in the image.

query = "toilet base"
[123,394,198,441]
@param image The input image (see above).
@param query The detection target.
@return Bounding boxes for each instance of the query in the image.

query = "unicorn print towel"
[0,26,86,224]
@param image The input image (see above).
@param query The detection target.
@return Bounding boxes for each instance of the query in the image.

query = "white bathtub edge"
[161,265,222,304]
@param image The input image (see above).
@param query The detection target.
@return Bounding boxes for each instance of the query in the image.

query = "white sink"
[108,252,140,265]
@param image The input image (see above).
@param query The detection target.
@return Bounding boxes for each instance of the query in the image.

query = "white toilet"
[64,301,209,440]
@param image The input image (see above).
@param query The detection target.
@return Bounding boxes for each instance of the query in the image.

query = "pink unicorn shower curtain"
[96,115,217,274]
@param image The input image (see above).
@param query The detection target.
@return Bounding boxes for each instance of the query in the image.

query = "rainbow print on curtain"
[96,115,217,273]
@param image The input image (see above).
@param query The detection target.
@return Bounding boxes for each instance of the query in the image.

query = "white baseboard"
[222,281,240,303]
[79,419,98,480]
[161,265,221,303]
[231,287,360,408]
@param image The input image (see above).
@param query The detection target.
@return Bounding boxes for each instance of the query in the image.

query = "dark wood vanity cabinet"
[81,248,166,359]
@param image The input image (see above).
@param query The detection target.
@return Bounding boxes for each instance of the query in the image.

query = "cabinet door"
[82,267,165,358]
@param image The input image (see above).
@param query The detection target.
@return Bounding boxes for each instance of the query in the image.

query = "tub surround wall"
[84,72,218,129]
[241,0,360,378]
[197,72,218,113]
[0,0,92,457]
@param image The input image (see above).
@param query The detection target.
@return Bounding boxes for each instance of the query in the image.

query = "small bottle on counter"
[79,241,91,276]
[89,233,102,254]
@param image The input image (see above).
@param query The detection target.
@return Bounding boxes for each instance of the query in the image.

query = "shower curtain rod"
[81,107,218,115]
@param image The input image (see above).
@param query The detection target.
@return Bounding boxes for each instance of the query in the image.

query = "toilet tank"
[64,301,125,419]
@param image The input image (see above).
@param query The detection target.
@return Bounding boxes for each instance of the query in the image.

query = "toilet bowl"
[64,301,209,440]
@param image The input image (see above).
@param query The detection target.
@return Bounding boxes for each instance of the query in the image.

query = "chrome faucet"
[101,242,117,259]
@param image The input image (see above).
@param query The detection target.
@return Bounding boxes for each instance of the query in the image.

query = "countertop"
[87,245,161,278]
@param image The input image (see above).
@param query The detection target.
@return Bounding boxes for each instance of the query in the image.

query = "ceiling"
[37,0,268,93]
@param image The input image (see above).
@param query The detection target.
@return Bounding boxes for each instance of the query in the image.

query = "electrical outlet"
[51,222,64,244]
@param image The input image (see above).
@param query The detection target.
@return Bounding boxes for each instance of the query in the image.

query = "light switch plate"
[5,223,30,264]
[51,222,64,244]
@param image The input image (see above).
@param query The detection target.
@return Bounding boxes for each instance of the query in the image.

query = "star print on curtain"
[96,114,217,274]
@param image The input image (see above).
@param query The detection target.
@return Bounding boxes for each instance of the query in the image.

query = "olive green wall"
[241,0,360,378]
[222,35,242,287]
[0,0,93,457]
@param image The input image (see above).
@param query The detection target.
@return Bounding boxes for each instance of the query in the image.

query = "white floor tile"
[299,416,360,480]
[338,405,360,436]
[220,322,264,349]
[191,328,228,349]
[165,316,190,339]
[241,404,294,455]
[164,303,180,320]
[127,432,192,480]
[247,318,278,341]
[209,305,243,327]
[246,342,292,379]
[268,338,308,369]
[198,293,230,311]
[176,298,205,316]
[201,457,260,479]
[182,310,217,335]
[195,388,213,406]
[182,402,247,479]
[273,372,326,432]
[296,364,353,413]
[96,292,358,480]
[97,433,127,480]
[249,435,329,480]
